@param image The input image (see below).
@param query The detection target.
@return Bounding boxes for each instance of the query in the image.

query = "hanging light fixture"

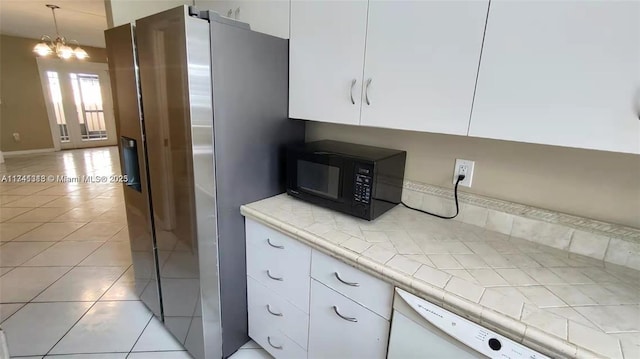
[33,4,89,60]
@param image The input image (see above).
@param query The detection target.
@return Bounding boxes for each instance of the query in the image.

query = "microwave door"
[296,159,342,200]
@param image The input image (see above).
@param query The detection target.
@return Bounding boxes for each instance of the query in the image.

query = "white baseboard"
[2,148,56,157]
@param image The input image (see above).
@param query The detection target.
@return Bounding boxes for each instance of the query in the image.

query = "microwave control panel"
[354,166,372,204]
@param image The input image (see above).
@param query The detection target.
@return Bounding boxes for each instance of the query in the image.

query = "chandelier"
[33,4,89,60]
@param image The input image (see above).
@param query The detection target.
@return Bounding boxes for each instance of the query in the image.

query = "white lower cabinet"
[311,250,393,320]
[247,277,308,358]
[245,220,311,312]
[247,276,309,349]
[249,316,307,359]
[308,280,390,359]
[245,218,392,359]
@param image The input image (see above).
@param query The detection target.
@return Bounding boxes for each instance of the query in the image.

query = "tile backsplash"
[401,180,640,271]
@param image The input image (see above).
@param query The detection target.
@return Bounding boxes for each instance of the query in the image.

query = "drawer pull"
[332,305,358,322]
[266,304,283,317]
[267,238,284,249]
[266,270,283,281]
[334,272,360,287]
[267,336,283,350]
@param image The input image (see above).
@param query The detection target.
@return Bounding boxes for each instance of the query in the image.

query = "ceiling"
[0,0,108,48]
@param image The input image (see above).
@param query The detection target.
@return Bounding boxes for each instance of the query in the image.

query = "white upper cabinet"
[360,1,489,136]
[196,0,290,38]
[469,1,640,154]
[289,0,369,125]
[234,0,290,39]
[196,0,234,17]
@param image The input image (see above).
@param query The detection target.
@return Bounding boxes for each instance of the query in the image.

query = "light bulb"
[33,42,52,56]
[58,45,74,59]
[74,47,89,60]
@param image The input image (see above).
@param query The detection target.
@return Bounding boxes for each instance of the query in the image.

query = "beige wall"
[0,35,107,152]
[306,122,640,228]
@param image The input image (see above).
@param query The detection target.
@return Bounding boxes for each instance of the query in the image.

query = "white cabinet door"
[360,1,489,136]
[289,0,369,125]
[469,1,640,154]
[308,280,389,359]
[234,0,290,39]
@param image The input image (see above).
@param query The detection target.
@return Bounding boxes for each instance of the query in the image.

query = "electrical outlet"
[453,159,474,187]
[12,133,20,142]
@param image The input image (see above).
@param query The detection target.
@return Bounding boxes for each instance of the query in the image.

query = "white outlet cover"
[453,159,474,187]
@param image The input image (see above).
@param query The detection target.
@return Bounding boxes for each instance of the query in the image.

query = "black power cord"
[401,174,466,219]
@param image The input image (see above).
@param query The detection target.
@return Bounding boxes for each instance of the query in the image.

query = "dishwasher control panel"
[396,289,550,359]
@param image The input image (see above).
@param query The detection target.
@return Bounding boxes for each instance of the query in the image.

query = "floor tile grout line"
[0,302,28,326]
[3,205,76,225]
[3,231,101,269]
[0,266,17,278]
[0,230,127,329]
[3,240,60,269]
[9,219,125,267]
[0,235,115,324]
[0,207,42,223]
[1,222,48,243]
[126,314,156,356]
[3,150,139,357]
[40,351,130,358]
[42,263,135,357]
[2,217,82,244]
[2,194,64,209]
[0,264,75,326]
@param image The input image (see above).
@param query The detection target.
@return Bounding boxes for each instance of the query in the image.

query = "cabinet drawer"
[246,221,311,312]
[308,280,389,359]
[246,218,311,259]
[247,276,309,350]
[311,250,393,319]
[249,315,308,359]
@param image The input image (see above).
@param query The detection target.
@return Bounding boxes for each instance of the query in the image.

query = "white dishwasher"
[388,288,549,359]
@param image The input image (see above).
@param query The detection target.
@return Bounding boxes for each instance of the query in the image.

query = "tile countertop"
[241,194,640,359]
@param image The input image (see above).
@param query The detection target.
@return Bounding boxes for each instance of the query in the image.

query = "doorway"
[36,58,117,150]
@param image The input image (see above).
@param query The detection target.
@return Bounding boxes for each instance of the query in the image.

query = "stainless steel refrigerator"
[105,6,305,358]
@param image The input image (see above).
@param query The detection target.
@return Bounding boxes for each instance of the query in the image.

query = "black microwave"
[286,140,406,221]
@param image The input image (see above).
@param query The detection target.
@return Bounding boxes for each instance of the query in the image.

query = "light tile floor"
[0,147,269,359]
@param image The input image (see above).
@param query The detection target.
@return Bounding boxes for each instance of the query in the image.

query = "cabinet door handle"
[350,79,356,105]
[635,88,640,120]
[332,305,358,322]
[267,270,283,281]
[266,304,283,317]
[365,78,372,105]
[334,272,359,287]
[267,238,284,249]
[267,336,283,350]
[234,7,240,19]
[226,9,233,17]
